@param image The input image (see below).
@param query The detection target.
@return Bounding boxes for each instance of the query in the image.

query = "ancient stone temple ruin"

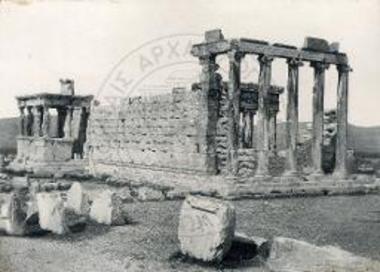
[11,80,93,172]
[10,29,354,192]
[87,29,351,187]
[189,29,351,180]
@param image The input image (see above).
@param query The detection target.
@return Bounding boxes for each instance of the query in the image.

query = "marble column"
[198,54,220,174]
[42,106,50,137]
[64,106,73,139]
[57,107,67,138]
[333,64,351,178]
[32,106,42,137]
[310,61,329,176]
[227,50,243,175]
[19,107,26,136]
[284,58,303,176]
[26,107,33,136]
[268,109,278,152]
[255,54,273,178]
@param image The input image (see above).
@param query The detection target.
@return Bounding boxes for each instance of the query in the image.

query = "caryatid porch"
[14,80,93,167]
[191,29,351,180]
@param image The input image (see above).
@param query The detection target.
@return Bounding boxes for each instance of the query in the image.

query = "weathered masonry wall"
[87,88,211,177]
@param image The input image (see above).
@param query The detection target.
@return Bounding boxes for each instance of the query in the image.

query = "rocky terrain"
[1,194,379,271]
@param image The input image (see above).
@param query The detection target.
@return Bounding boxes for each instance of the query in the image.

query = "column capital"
[257,54,274,65]
[287,58,304,67]
[310,61,329,71]
[228,49,244,62]
[199,54,216,65]
[337,64,352,73]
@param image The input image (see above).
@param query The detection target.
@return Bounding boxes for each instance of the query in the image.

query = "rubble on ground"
[178,195,236,262]
[89,189,124,225]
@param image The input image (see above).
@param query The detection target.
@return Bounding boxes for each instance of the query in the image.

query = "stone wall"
[16,137,73,164]
[87,88,211,177]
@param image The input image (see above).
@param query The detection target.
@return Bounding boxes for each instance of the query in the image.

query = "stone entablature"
[17,93,92,108]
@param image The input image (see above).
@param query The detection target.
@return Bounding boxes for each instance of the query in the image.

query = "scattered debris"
[178,195,236,262]
[66,182,92,215]
[36,192,68,235]
[89,189,125,225]
[136,186,165,201]
[266,237,380,272]
[0,192,26,235]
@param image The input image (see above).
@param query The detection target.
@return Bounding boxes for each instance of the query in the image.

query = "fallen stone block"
[24,181,40,224]
[178,195,236,262]
[89,189,124,225]
[0,183,13,193]
[31,170,54,179]
[66,182,108,214]
[66,182,92,215]
[12,176,29,187]
[0,192,27,235]
[267,237,380,272]
[0,173,10,180]
[114,187,134,203]
[40,182,58,192]
[136,186,165,201]
[36,192,68,235]
[166,189,188,200]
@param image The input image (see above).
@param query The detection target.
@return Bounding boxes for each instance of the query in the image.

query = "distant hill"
[0,117,379,156]
[0,117,18,154]
[348,125,380,155]
[275,122,380,156]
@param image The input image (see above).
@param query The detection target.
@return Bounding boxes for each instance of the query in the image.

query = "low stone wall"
[15,137,73,164]
[87,88,211,178]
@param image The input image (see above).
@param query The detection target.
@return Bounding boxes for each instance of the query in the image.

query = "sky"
[0,0,379,126]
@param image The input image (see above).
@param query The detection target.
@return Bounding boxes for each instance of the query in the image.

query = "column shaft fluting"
[334,64,351,178]
[268,110,277,152]
[311,62,329,175]
[284,59,303,175]
[227,50,242,175]
[255,55,273,178]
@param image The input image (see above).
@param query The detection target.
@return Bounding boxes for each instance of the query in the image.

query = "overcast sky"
[0,0,379,126]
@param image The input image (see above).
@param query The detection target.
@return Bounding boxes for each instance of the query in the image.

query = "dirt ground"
[0,194,379,272]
